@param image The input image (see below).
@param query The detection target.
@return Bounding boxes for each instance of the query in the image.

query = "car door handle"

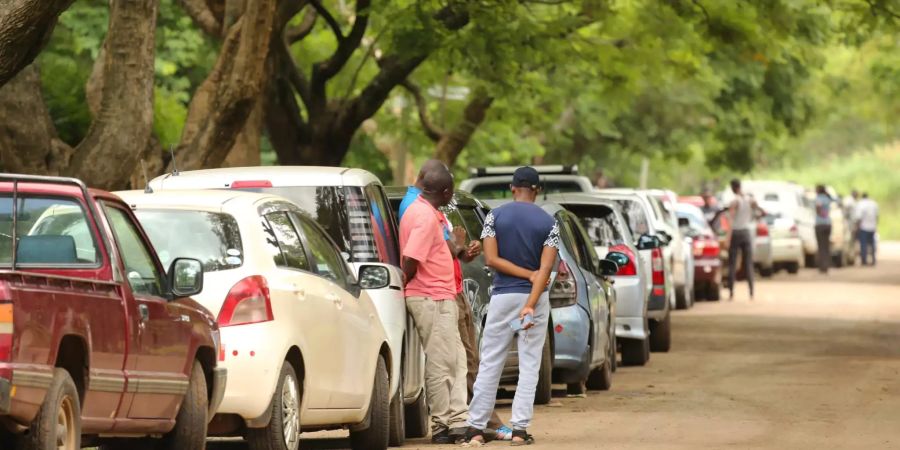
[292,284,306,298]
[138,304,149,322]
[482,266,492,276]
[328,293,342,308]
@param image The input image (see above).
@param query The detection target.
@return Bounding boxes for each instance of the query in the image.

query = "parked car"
[548,193,652,366]
[0,174,224,450]
[594,190,672,353]
[758,205,804,274]
[647,190,694,309]
[118,189,395,450]
[709,203,775,279]
[721,181,814,269]
[676,203,722,300]
[459,165,593,201]
[805,187,857,268]
[148,166,426,443]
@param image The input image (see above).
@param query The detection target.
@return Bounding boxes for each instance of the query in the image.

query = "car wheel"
[675,285,688,310]
[707,282,721,301]
[804,254,816,268]
[566,381,586,396]
[247,362,302,450]
[387,373,405,447]
[156,360,208,450]
[609,327,618,373]
[833,252,845,268]
[403,388,428,439]
[786,262,800,274]
[350,356,390,450]
[534,334,553,405]
[620,338,650,366]
[585,356,612,391]
[759,265,774,278]
[25,368,81,450]
[649,313,672,353]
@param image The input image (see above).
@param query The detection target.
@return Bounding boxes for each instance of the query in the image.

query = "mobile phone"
[508,314,534,331]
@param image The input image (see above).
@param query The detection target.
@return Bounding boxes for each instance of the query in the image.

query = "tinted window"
[0,196,100,266]
[103,205,164,297]
[471,181,584,199]
[265,212,311,271]
[135,210,243,272]
[614,199,651,238]
[564,204,625,247]
[556,212,581,263]
[567,214,600,270]
[458,207,484,241]
[295,214,350,289]
[366,185,400,266]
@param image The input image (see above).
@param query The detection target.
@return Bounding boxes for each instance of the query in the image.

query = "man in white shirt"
[854,193,879,266]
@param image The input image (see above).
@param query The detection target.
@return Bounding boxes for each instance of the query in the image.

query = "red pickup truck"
[0,174,225,450]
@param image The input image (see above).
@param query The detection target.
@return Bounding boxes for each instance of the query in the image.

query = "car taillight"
[790,224,799,238]
[231,180,273,189]
[549,259,577,308]
[693,239,720,258]
[610,244,637,276]
[651,248,665,286]
[756,222,769,237]
[218,276,274,327]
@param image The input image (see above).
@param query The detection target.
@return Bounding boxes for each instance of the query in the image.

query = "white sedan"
[116,189,394,450]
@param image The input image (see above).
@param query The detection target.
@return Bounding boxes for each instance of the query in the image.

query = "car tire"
[350,356,390,450]
[620,338,650,366]
[534,335,553,405]
[403,389,428,439]
[759,265,774,278]
[707,282,721,301]
[154,360,208,450]
[804,254,816,268]
[649,313,672,353]
[387,376,405,447]
[247,362,302,450]
[833,252,845,268]
[786,262,800,274]
[675,286,688,310]
[566,381,586,396]
[585,356,612,391]
[25,368,81,450]
[609,328,617,373]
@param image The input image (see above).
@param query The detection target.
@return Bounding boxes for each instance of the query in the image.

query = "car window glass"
[471,181,584,199]
[294,214,350,289]
[103,204,164,297]
[564,204,624,247]
[0,196,100,266]
[568,215,600,269]
[365,184,400,266]
[556,212,581,262]
[458,207,484,241]
[135,209,242,272]
[265,212,311,271]
[615,199,651,238]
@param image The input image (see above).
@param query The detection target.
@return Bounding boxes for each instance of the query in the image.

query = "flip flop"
[496,425,514,441]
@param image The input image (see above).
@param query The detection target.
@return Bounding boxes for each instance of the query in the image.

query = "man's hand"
[452,226,467,248]
[519,306,535,330]
[528,270,550,286]
[466,240,482,258]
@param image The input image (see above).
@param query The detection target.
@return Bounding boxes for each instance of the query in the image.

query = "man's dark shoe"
[448,427,468,444]
[432,429,453,444]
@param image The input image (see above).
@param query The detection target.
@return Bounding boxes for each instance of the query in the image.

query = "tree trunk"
[175,0,276,171]
[222,97,263,167]
[0,0,75,87]
[65,0,159,190]
[434,89,493,167]
[0,64,71,174]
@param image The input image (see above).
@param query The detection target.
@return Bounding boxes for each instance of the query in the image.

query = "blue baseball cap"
[512,166,541,189]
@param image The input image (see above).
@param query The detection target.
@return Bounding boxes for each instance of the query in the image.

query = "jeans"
[468,292,549,431]
[728,229,754,298]
[815,224,832,273]
[859,230,876,265]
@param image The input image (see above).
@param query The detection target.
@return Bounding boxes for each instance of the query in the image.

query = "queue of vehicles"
[0,165,855,450]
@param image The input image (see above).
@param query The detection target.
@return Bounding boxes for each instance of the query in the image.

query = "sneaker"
[432,429,453,444]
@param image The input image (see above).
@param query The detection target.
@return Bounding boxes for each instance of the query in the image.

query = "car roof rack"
[469,164,579,178]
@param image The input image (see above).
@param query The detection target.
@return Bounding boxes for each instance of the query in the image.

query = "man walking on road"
[465,167,559,446]
[855,192,879,266]
[814,185,834,274]
[399,166,469,443]
[727,179,764,300]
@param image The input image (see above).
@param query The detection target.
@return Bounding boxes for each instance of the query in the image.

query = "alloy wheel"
[281,373,301,449]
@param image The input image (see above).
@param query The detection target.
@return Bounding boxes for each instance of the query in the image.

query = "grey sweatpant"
[467,292,550,431]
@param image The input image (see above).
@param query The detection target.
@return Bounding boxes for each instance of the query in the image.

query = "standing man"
[399,167,469,443]
[855,192,879,266]
[727,179,764,300]
[465,167,560,446]
[814,185,833,274]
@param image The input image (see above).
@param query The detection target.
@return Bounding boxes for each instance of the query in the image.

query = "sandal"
[462,427,486,446]
[511,429,535,446]
[496,425,514,441]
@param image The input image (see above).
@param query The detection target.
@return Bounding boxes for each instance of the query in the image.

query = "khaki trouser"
[455,293,504,430]
[406,296,469,433]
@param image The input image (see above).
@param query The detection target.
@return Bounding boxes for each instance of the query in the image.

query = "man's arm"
[483,236,535,280]
[402,257,419,286]
[520,245,558,329]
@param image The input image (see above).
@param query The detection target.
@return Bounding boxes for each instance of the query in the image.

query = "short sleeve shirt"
[815,193,832,226]
[399,196,456,299]
[481,202,559,295]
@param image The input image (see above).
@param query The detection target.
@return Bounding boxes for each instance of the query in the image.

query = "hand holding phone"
[508,314,534,331]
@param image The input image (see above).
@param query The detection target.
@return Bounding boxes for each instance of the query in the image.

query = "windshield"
[471,181,584,199]
[134,209,243,272]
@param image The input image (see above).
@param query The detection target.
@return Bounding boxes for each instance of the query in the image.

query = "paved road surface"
[218,242,900,449]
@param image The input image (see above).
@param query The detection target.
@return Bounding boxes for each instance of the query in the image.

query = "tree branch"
[314,0,371,83]
[280,40,312,111]
[286,7,318,43]
[0,0,75,87]
[400,79,444,142]
[434,88,493,167]
[864,0,900,20]
[179,0,224,36]
[309,0,344,41]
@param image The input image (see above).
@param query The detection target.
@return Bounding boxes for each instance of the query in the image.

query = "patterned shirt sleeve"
[481,211,496,239]
[544,220,560,248]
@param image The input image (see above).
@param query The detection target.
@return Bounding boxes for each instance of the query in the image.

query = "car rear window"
[612,199,651,238]
[470,181,585,199]
[134,209,243,272]
[0,195,99,266]
[563,204,626,247]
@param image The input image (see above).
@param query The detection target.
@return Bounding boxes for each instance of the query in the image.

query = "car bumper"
[611,275,644,319]
[648,288,667,311]
[208,367,227,420]
[771,238,803,263]
[0,377,10,415]
[549,304,591,373]
[217,323,284,421]
[615,316,647,341]
[693,258,721,283]
[754,239,773,265]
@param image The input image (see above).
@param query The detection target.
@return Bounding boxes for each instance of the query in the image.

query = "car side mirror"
[605,251,630,270]
[358,264,390,290]
[168,258,204,298]
[598,259,619,276]
[657,231,672,244]
[637,234,661,250]
[677,217,690,228]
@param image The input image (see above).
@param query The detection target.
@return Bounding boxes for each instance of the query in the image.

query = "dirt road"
[277,243,900,449]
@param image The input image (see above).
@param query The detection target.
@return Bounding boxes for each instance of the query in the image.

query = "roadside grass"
[757,142,900,240]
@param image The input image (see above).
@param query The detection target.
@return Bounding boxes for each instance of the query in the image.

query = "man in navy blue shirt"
[465,166,559,446]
